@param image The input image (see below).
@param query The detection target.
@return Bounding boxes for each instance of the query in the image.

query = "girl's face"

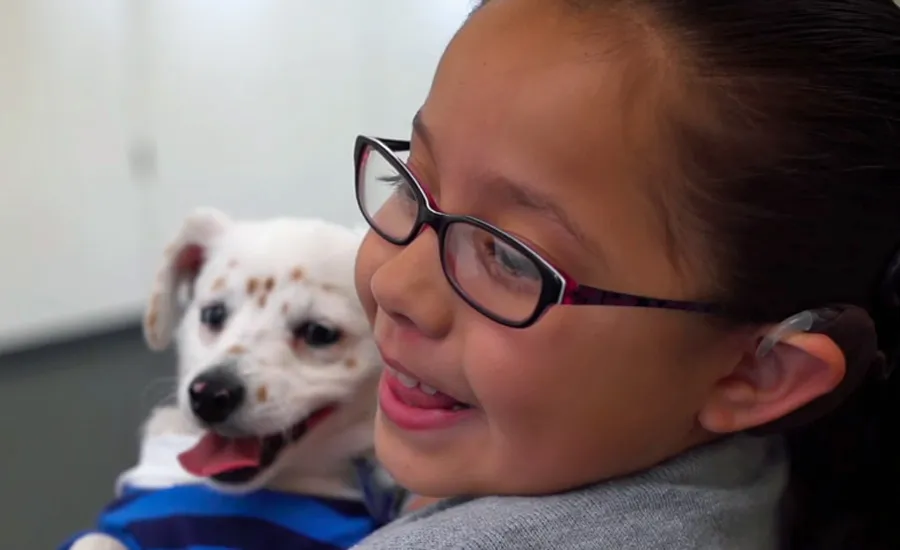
[355,0,742,497]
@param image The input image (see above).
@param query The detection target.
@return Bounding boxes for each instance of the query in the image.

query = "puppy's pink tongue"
[177,432,261,477]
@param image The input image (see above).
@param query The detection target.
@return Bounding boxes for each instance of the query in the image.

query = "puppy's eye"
[292,321,343,347]
[200,302,228,332]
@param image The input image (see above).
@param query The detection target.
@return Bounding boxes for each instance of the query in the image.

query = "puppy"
[63,208,386,550]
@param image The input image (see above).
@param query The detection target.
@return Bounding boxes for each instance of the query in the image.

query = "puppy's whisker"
[150,391,178,411]
[141,375,178,394]
[270,400,291,423]
[270,401,299,438]
[140,376,179,408]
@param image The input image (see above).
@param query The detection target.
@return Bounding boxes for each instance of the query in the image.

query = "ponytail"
[785,375,899,549]
[783,297,900,549]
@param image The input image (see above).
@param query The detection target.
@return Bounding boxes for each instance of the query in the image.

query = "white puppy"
[66,208,385,550]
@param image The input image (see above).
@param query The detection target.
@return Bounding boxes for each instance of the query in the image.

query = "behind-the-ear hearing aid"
[748,305,885,435]
[754,309,838,360]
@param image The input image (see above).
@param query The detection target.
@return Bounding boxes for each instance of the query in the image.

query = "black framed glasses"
[354,135,721,328]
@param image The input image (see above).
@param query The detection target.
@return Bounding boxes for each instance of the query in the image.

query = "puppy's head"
[144,207,380,492]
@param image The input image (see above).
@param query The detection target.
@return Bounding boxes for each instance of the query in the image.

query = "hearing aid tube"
[755,310,820,359]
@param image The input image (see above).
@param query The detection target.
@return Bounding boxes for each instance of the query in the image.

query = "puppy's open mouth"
[177,405,336,484]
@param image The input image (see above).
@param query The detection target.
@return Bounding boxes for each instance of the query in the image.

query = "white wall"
[0,0,472,352]
[0,0,149,350]
[356,1,476,137]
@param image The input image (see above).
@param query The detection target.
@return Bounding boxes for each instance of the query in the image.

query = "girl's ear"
[143,207,232,351]
[698,331,846,434]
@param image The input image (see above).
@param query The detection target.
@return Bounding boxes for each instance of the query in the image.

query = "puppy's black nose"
[188,367,246,424]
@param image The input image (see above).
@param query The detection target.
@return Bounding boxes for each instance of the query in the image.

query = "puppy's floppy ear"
[144,207,232,351]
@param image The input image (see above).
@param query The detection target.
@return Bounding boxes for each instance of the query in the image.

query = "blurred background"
[0,1,472,546]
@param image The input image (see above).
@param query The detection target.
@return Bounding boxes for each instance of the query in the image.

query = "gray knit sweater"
[352,435,788,549]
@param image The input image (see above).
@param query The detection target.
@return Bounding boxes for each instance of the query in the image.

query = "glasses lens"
[443,221,544,324]
[357,143,419,243]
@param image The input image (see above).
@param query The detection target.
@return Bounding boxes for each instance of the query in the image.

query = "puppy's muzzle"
[188,365,246,425]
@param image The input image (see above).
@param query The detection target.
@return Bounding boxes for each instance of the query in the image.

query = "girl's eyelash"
[377,175,404,185]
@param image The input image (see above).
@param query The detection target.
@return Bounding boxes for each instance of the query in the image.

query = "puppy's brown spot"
[281,302,289,315]
[264,277,275,292]
[321,283,336,292]
[147,310,158,329]
[228,345,246,355]
[212,277,226,291]
[258,294,267,308]
[247,278,259,295]
[228,259,239,268]
[344,358,357,369]
[290,267,304,281]
[256,385,268,403]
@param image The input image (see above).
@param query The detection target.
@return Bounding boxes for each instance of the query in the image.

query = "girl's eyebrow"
[412,110,605,261]
[492,174,606,262]
[412,110,436,161]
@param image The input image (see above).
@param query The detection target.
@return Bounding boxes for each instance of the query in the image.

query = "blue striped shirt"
[60,484,379,550]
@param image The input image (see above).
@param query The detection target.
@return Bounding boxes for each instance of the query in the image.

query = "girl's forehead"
[424,2,666,199]
[416,3,696,299]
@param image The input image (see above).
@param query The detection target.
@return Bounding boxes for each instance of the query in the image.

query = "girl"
[352,0,900,548]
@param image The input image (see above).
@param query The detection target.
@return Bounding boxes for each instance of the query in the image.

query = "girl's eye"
[471,236,543,298]
[377,174,403,187]
[485,241,540,280]
[377,174,418,202]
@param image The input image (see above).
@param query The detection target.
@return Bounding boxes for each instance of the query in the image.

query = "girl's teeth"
[396,372,419,389]
[386,366,449,399]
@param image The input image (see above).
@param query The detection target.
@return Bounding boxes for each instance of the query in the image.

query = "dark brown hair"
[474,1,900,548]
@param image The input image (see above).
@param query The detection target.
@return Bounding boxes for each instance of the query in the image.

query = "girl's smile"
[378,363,476,432]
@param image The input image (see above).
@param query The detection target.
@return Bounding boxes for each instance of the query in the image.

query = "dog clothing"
[59,484,378,550]
[350,434,788,550]
[59,433,380,550]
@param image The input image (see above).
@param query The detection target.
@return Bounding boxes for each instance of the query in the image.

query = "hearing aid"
[748,305,884,434]
[755,309,836,360]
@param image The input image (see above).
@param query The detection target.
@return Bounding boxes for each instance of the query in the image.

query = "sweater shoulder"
[352,436,787,550]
